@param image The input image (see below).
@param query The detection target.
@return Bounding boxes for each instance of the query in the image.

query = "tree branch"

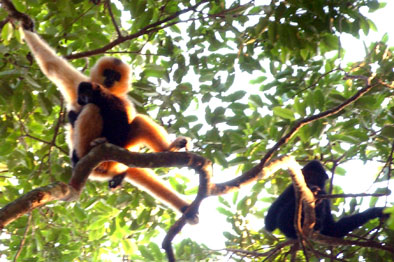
[314,234,394,254]
[287,160,316,239]
[225,239,297,258]
[0,0,34,30]
[0,182,74,229]
[64,0,209,59]
[105,0,122,37]
[317,192,390,199]
[210,75,375,196]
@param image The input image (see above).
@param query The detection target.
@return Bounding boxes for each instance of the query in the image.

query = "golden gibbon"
[22,29,197,223]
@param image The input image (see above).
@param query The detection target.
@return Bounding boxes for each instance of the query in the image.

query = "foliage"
[0,0,393,261]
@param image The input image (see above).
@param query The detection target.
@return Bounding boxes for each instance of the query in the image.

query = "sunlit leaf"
[273,107,295,120]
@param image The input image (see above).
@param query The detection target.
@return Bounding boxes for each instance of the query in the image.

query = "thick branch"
[287,159,316,238]
[0,143,211,230]
[162,158,212,262]
[0,182,73,229]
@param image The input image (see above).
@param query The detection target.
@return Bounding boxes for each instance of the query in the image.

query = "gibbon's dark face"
[103,68,121,88]
[301,160,328,189]
[77,82,100,105]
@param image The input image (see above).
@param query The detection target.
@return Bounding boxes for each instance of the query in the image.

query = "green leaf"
[139,245,154,260]
[273,107,295,120]
[313,89,325,109]
[217,207,233,217]
[249,94,264,107]
[223,90,246,102]
[143,65,170,82]
[250,76,267,84]
[321,34,338,52]
[1,22,13,45]
[381,126,394,138]
[0,141,14,156]
[293,97,306,116]
[121,239,135,254]
[73,204,87,221]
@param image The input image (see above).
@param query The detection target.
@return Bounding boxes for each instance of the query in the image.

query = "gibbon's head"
[302,160,328,189]
[90,57,131,96]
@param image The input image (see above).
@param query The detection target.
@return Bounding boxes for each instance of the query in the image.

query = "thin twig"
[317,192,390,199]
[65,0,209,59]
[13,212,32,262]
[106,0,122,37]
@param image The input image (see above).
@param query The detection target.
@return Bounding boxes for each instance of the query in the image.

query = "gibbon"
[265,160,387,238]
[22,29,196,223]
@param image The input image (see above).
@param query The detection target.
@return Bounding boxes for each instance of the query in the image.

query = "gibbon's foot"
[90,137,107,147]
[181,205,199,225]
[169,136,191,151]
[108,173,126,190]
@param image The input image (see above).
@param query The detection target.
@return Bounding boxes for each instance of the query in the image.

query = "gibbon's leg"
[265,185,294,233]
[127,114,189,152]
[22,30,88,108]
[108,114,190,189]
[72,104,103,164]
[124,167,198,224]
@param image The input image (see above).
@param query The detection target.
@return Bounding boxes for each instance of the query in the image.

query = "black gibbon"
[265,160,387,239]
[22,29,196,222]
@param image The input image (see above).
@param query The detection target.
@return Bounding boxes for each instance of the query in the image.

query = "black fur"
[68,110,79,128]
[108,173,127,189]
[71,150,79,168]
[102,69,121,88]
[265,160,386,239]
[77,82,130,147]
[70,82,131,171]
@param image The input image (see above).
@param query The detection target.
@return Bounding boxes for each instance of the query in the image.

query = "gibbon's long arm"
[22,30,88,110]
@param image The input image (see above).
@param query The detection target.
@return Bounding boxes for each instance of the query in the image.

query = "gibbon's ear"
[90,57,131,96]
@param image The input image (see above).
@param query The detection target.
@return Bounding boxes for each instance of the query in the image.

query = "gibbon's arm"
[320,207,386,238]
[22,30,88,110]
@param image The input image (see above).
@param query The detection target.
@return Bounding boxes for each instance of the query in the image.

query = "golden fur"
[22,30,192,216]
